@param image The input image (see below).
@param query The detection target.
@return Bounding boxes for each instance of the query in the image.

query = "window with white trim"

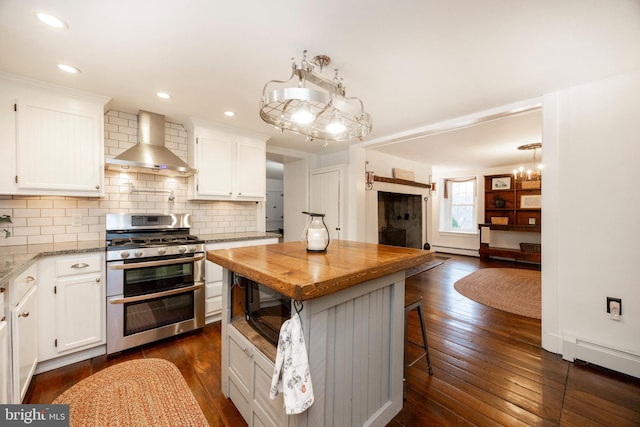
[441,177,477,232]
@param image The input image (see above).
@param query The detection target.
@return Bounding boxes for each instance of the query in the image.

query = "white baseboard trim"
[541,331,563,355]
[562,337,640,379]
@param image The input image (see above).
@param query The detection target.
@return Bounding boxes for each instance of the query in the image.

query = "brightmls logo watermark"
[0,405,69,426]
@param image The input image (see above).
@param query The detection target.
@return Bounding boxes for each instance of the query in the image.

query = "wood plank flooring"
[25,254,640,426]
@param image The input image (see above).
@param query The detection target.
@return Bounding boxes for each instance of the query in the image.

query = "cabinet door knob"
[0,287,5,293]
[96,278,101,283]
[25,276,35,282]
[18,311,30,318]
[96,185,100,190]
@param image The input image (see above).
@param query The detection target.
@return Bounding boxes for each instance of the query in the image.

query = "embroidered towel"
[269,311,314,414]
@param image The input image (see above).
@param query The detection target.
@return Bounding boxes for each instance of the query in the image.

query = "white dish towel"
[269,311,314,414]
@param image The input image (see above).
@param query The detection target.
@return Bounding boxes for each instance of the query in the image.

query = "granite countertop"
[199,231,281,245]
[0,231,281,285]
[207,240,434,301]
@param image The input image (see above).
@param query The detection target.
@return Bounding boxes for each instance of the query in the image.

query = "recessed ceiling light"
[58,63,80,74]
[157,92,171,99]
[35,12,68,29]
[224,111,235,117]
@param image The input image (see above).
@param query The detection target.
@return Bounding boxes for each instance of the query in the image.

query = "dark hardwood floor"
[25,254,640,426]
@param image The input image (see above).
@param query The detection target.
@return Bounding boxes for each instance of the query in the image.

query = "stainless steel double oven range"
[105,213,205,354]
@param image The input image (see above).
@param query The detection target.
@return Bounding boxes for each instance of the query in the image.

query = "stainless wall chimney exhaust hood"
[105,110,197,177]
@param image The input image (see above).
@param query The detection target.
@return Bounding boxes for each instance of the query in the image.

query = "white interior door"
[310,168,342,241]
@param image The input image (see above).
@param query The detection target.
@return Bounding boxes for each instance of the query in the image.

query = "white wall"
[282,158,309,242]
[543,71,640,377]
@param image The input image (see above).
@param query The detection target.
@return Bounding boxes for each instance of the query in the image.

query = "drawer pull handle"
[26,276,35,282]
[71,263,90,269]
[18,311,29,318]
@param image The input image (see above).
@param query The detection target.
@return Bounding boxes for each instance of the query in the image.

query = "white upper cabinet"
[0,73,109,196]
[187,118,269,201]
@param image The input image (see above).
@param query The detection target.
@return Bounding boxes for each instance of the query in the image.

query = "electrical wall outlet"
[71,213,82,227]
[607,297,622,320]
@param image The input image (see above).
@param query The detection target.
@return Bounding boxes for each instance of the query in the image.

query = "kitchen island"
[207,240,434,427]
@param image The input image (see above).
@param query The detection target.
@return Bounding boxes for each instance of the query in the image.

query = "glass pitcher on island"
[301,211,331,252]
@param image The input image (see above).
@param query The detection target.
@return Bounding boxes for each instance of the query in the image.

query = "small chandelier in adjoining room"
[259,50,372,143]
[513,142,543,181]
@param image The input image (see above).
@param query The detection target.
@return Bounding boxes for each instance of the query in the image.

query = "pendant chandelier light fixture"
[513,142,543,181]
[259,50,372,143]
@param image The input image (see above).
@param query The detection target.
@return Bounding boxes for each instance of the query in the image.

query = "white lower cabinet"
[227,326,253,421]
[8,263,38,404]
[205,239,278,324]
[227,325,286,427]
[37,253,105,363]
[252,348,288,427]
[0,315,10,404]
[11,285,37,403]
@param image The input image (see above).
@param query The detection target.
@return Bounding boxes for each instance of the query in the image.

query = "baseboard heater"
[564,337,640,379]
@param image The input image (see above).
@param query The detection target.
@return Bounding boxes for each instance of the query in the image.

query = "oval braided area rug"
[53,358,208,427]
[454,268,541,319]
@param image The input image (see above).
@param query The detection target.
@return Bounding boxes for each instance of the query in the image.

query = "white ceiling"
[1,0,639,171]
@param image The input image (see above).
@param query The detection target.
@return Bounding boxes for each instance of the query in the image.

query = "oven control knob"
[135,250,144,258]
[188,245,197,253]
[178,246,187,254]
[158,248,166,255]
[120,251,130,259]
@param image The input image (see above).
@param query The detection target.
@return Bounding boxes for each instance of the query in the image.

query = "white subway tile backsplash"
[41,209,66,218]
[109,132,130,142]
[104,123,118,132]
[53,200,78,209]
[28,234,54,245]
[119,126,136,136]
[12,227,41,236]
[13,209,41,218]
[78,232,100,241]
[108,117,129,127]
[118,112,136,121]
[27,217,53,227]
[42,225,66,235]
[0,110,260,247]
[27,199,53,209]
[53,234,77,243]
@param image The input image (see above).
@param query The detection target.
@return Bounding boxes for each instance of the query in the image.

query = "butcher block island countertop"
[211,240,435,427]
[206,239,435,301]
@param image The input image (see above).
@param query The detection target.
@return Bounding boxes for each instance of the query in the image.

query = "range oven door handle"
[107,254,205,270]
[108,282,205,304]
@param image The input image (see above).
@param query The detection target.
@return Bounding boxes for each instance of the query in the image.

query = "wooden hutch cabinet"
[479,174,541,263]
